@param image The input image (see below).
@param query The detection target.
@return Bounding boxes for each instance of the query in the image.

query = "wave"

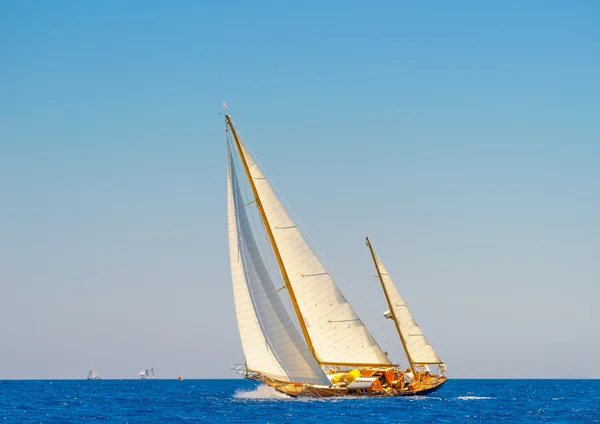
[234,385,290,400]
[458,396,492,400]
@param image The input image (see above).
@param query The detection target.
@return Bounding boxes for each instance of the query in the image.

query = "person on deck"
[415,364,430,377]
[404,368,416,390]
[404,369,414,385]
[440,363,447,376]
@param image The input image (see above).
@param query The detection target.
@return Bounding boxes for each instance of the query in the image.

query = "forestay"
[238,141,391,366]
[227,145,331,385]
[371,247,442,365]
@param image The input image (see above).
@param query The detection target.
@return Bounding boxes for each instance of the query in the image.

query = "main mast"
[225,114,319,361]
[366,237,417,377]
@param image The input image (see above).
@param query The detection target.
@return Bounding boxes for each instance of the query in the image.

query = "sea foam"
[234,384,290,400]
[458,396,492,400]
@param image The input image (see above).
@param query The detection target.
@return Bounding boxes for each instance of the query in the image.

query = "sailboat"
[138,368,157,380]
[225,112,446,397]
[87,366,100,380]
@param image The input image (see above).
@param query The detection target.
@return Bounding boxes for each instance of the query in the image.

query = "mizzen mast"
[225,114,318,361]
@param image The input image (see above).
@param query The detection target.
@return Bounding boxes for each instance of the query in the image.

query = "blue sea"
[0,379,598,423]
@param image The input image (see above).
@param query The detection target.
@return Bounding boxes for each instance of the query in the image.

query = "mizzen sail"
[235,140,390,367]
[227,144,331,385]
[368,239,442,365]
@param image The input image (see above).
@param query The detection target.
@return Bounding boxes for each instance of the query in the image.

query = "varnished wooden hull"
[260,375,447,398]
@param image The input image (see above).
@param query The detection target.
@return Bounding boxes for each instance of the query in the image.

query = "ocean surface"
[0,379,598,423]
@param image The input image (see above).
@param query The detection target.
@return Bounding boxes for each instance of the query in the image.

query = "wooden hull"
[258,374,447,398]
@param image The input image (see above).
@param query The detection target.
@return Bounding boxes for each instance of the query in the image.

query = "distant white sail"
[149,368,156,379]
[138,369,146,377]
[236,140,391,366]
[87,366,99,380]
[227,144,331,385]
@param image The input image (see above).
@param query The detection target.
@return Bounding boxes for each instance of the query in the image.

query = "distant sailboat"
[138,368,157,380]
[87,366,100,380]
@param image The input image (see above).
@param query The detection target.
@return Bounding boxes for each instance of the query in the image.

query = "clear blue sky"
[1,0,598,379]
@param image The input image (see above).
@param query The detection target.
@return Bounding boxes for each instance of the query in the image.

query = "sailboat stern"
[402,375,447,396]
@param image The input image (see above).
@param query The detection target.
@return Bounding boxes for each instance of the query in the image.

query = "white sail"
[237,141,390,366]
[228,146,331,385]
[228,145,331,385]
[370,245,442,365]
[88,366,97,379]
[138,369,146,377]
[149,368,156,379]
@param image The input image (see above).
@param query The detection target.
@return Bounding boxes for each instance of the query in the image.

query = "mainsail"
[230,122,390,367]
[227,144,331,385]
[367,238,442,365]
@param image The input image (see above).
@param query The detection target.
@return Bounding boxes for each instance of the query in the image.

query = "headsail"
[232,130,390,367]
[367,238,442,365]
[227,144,331,385]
